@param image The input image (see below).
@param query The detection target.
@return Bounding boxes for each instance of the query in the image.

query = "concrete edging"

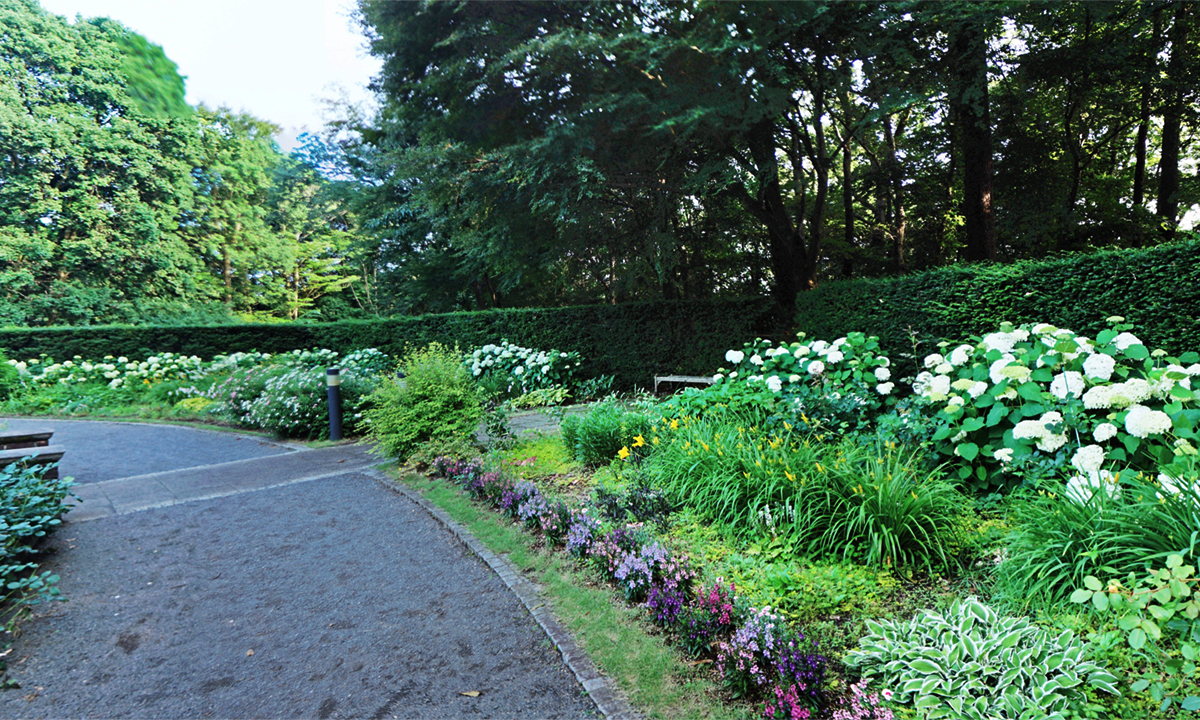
[364,468,643,720]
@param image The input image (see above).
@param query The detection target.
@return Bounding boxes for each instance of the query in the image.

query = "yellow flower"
[633,434,646,447]
[784,421,792,430]
[700,441,710,452]
[669,419,679,430]
[618,446,631,460]
[785,470,796,482]
[652,437,660,445]
[815,462,824,473]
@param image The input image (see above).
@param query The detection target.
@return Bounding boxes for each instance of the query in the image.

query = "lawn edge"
[363,466,644,720]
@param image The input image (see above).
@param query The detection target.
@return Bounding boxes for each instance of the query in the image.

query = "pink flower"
[881,689,893,701]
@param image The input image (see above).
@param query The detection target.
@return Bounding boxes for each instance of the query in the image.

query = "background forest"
[1,0,1198,326]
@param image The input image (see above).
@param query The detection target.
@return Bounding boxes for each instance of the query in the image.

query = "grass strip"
[391,467,747,720]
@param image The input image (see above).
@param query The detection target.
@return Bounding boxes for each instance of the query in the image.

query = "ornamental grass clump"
[560,401,652,466]
[909,317,1200,492]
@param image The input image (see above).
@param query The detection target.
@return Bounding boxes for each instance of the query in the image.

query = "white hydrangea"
[948,344,974,367]
[1113,378,1153,406]
[994,448,1014,463]
[934,362,954,374]
[793,345,811,358]
[913,371,934,395]
[1083,385,1115,409]
[1124,404,1172,438]
[874,367,891,382]
[750,354,764,366]
[1013,411,1068,453]
[765,376,783,393]
[876,382,894,395]
[1070,445,1106,476]
[825,350,844,364]
[1013,329,1031,342]
[1093,423,1118,442]
[807,360,825,375]
[968,381,989,399]
[924,353,945,369]
[989,355,1017,384]
[1082,353,1116,381]
[788,374,801,383]
[810,340,829,354]
[982,332,1017,354]
[929,375,951,398]
[997,364,1032,384]
[1032,323,1057,335]
[1050,371,1086,400]
[726,350,745,364]
[1113,332,1142,351]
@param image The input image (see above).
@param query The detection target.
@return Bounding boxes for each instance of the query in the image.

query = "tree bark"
[1156,3,1191,240]
[950,18,997,262]
[1132,8,1162,211]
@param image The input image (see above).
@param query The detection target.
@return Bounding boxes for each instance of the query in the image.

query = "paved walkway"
[0,420,603,719]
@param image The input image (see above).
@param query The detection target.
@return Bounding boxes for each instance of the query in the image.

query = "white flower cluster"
[467,340,582,395]
[10,352,208,389]
[719,333,893,397]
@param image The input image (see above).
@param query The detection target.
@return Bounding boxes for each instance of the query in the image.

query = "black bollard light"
[326,367,343,441]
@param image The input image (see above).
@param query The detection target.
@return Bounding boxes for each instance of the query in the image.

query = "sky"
[38,0,382,151]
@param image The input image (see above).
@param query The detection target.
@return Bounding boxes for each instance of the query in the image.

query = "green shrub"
[844,597,1120,719]
[758,562,898,622]
[0,462,73,604]
[364,343,484,460]
[0,351,19,400]
[560,401,651,467]
[0,297,780,392]
[802,440,964,571]
[796,235,1200,376]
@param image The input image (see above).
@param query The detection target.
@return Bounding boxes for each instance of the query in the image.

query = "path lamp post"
[326,368,343,441]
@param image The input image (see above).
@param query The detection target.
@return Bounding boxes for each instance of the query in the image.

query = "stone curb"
[363,468,643,720]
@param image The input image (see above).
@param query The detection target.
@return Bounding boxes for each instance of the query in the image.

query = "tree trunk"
[222,247,232,305]
[1133,8,1162,210]
[1156,3,1191,239]
[950,19,997,262]
[885,114,908,273]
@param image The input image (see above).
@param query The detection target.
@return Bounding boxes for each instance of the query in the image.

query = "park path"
[0,418,609,719]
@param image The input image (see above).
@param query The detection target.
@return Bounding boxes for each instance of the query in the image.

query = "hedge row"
[795,237,1200,375]
[0,297,781,391]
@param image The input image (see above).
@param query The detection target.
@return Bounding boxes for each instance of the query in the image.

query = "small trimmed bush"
[364,343,483,460]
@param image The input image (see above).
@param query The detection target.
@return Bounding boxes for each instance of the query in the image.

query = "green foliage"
[845,597,1120,719]
[803,441,964,571]
[756,562,898,623]
[364,343,483,460]
[995,475,1200,611]
[0,297,778,392]
[466,340,583,397]
[795,237,1200,377]
[560,401,651,467]
[1071,554,1200,713]
[659,380,791,427]
[507,386,571,410]
[0,351,18,400]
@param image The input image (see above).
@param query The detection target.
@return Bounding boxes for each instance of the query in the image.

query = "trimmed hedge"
[0,298,780,391]
[795,237,1200,375]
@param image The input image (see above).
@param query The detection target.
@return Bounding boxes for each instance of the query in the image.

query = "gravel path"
[0,420,600,719]
[0,417,294,484]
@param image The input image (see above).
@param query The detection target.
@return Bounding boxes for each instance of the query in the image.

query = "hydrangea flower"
[1124,404,1172,438]
[726,350,745,364]
[1049,371,1085,400]
[1093,423,1118,442]
[1082,353,1116,381]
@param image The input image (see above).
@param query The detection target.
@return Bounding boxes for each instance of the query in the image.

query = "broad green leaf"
[1125,344,1150,360]
[1069,588,1093,604]
[956,442,979,461]
[1129,627,1147,650]
[1084,576,1103,592]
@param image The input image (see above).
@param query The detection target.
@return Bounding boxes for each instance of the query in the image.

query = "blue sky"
[39,0,382,151]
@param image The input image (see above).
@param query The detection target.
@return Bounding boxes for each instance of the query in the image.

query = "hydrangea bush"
[466,340,583,396]
[713,332,896,432]
[910,318,1200,492]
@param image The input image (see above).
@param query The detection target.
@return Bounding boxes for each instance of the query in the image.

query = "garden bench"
[653,374,715,395]
[0,445,65,479]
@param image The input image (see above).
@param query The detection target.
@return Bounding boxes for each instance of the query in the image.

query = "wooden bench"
[653,374,716,395]
[0,445,65,480]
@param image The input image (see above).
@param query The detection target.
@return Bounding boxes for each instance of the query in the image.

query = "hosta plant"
[910,317,1200,492]
[844,597,1119,719]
